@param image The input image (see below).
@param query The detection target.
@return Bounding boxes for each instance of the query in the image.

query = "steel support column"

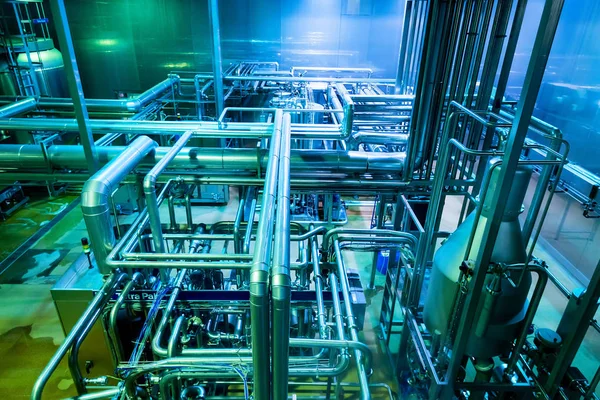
[438,0,565,398]
[49,0,98,174]
[545,259,600,396]
[208,0,224,118]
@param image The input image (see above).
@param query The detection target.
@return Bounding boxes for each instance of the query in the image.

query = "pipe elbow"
[333,352,352,375]
[81,179,111,215]
[125,99,142,113]
[151,331,168,358]
[142,173,158,194]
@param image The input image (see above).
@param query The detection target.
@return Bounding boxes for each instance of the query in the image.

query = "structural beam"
[208,0,225,117]
[439,0,565,398]
[49,0,98,174]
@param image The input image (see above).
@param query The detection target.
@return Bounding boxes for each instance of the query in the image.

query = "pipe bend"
[81,136,157,274]
[142,172,158,193]
[167,315,187,358]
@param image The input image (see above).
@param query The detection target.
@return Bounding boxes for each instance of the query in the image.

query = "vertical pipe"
[144,131,194,256]
[242,188,257,254]
[394,0,414,94]
[439,1,565,397]
[49,0,98,174]
[233,189,246,254]
[311,231,327,340]
[334,240,371,400]
[208,0,224,117]
[250,109,283,400]
[369,196,386,289]
[271,113,292,400]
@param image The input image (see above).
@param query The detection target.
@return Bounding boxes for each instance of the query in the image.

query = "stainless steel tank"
[0,57,17,96]
[423,158,533,358]
[0,38,67,97]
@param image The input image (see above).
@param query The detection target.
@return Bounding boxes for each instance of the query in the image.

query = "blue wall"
[506,0,600,174]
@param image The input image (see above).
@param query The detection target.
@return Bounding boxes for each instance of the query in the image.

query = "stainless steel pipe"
[271,113,292,400]
[250,109,283,399]
[0,97,37,118]
[144,131,194,254]
[0,144,405,175]
[81,136,158,273]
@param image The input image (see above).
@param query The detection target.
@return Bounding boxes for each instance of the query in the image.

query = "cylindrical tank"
[0,58,17,96]
[423,158,533,358]
[0,38,68,97]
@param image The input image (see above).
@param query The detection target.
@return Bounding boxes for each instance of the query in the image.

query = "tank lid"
[534,328,562,349]
[0,37,56,53]
[480,157,532,220]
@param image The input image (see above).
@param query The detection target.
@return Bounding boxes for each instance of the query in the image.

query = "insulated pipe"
[250,109,283,400]
[225,75,395,84]
[271,113,292,400]
[81,136,158,274]
[0,118,272,135]
[0,97,37,118]
[31,273,128,400]
[291,66,373,77]
[335,83,354,136]
[0,144,405,175]
[134,76,179,112]
[6,76,179,113]
[348,131,409,150]
[144,131,194,255]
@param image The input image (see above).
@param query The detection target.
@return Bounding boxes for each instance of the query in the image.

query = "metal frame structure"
[0,0,597,399]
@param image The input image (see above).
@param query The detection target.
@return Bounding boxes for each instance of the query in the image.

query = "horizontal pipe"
[348,131,409,149]
[0,97,37,118]
[0,117,271,135]
[66,388,121,400]
[0,144,405,175]
[224,75,395,83]
[7,76,179,113]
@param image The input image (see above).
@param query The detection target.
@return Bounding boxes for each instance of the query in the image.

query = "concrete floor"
[0,190,598,399]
